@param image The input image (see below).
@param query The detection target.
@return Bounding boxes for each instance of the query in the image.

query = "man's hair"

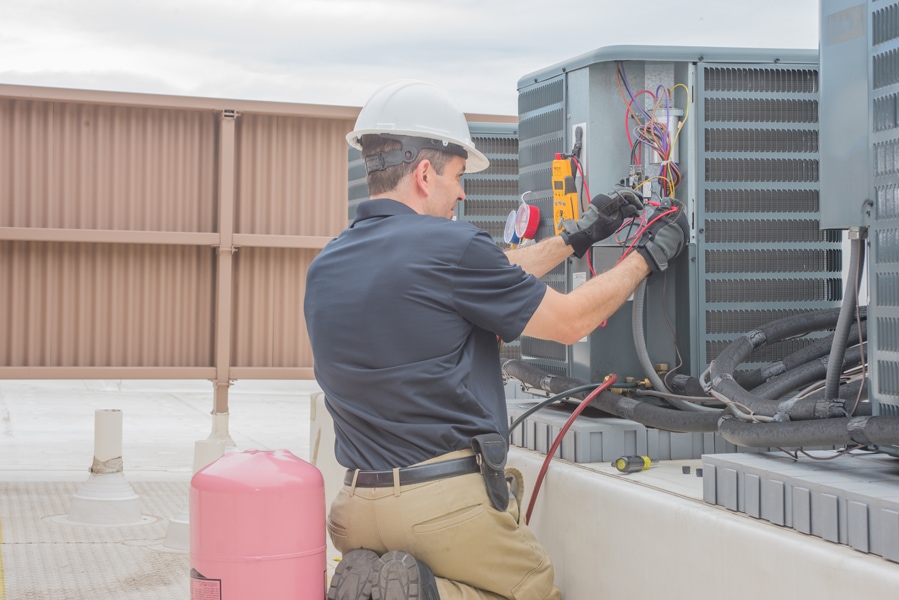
[360,134,453,196]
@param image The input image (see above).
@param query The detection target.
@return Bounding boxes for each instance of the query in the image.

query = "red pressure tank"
[190,449,326,599]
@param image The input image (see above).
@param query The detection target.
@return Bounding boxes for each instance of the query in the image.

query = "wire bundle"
[615,62,690,199]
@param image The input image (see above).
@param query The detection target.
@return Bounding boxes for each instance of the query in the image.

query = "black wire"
[776,445,867,461]
[508,383,600,440]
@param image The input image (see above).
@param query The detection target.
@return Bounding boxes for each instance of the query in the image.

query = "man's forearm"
[505,236,574,278]
[521,251,651,344]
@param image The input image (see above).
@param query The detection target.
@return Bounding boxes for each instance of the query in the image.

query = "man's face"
[423,155,466,219]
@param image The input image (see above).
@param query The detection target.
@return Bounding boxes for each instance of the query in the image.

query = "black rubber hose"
[668,374,711,398]
[710,308,845,377]
[752,344,866,401]
[718,414,899,448]
[825,238,865,401]
[508,383,599,435]
[502,359,723,432]
[501,359,593,400]
[708,308,851,418]
[804,379,872,415]
[741,320,865,391]
[590,391,723,432]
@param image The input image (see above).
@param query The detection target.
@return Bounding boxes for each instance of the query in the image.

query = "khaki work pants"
[328,450,562,600]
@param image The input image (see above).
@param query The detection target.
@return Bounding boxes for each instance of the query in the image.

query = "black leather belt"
[345,456,480,488]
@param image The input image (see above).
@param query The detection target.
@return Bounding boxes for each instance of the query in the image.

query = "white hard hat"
[348,79,490,173]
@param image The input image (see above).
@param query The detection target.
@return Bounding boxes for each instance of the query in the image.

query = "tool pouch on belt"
[471,433,509,512]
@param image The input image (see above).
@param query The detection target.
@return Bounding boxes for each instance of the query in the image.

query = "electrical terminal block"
[627,166,644,189]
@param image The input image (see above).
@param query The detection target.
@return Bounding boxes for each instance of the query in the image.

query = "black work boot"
[327,548,380,600]
[370,550,439,600]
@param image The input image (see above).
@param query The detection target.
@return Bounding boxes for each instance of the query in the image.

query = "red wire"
[524,375,618,525]
[618,206,678,265]
[570,155,596,276]
[571,156,591,210]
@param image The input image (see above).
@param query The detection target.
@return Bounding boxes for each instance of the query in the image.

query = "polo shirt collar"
[352,199,417,227]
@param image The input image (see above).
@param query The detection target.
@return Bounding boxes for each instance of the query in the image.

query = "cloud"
[0,0,820,115]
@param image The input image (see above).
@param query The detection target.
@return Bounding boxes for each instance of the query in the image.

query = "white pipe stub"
[67,409,144,526]
[207,411,237,448]
[162,438,226,552]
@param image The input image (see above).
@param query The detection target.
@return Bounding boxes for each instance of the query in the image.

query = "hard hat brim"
[347,128,489,173]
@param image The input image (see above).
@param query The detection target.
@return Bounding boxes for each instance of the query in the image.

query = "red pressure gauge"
[515,192,540,240]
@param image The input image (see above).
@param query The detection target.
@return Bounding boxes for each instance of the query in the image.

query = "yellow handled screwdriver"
[612,455,655,473]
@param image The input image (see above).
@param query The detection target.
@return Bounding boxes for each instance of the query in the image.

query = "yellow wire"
[640,84,689,195]
[670,83,691,147]
[618,67,691,198]
[640,175,676,197]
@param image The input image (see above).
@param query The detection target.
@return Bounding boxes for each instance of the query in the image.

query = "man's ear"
[413,159,432,196]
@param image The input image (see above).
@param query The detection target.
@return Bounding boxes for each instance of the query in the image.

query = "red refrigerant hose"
[525,374,618,524]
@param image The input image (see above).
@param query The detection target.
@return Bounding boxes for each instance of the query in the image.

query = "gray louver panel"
[706,339,815,365]
[703,67,819,93]
[705,128,819,153]
[697,64,842,370]
[705,189,819,212]
[706,309,815,334]
[705,249,842,273]
[455,123,523,361]
[457,123,519,243]
[348,147,368,222]
[516,77,568,375]
[871,1,899,419]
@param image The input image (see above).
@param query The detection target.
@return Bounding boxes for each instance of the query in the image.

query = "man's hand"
[560,191,643,258]
[635,202,690,274]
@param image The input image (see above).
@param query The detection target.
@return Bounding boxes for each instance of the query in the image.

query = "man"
[304,80,687,600]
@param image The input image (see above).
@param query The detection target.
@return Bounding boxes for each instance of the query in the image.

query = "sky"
[0,0,821,116]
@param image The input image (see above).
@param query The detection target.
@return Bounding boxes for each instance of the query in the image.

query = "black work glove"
[635,202,690,274]
[560,191,643,258]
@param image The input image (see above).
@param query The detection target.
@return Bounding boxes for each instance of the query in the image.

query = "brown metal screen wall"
[0,85,357,404]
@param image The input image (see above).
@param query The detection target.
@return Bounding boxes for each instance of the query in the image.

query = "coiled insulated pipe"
[708,308,852,419]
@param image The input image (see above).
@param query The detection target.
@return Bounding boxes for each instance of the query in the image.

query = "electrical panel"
[816,0,899,455]
[820,0,870,228]
[516,46,843,384]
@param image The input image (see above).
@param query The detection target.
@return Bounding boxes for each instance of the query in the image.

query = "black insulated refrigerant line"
[717,414,899,449]
[501,359,722,433]
[736,320,865,392]
[707,308,859,420]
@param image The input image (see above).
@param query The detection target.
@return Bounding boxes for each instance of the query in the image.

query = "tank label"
[190,568,222,600]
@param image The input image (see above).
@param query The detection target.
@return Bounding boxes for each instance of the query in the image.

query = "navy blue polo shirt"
[304,199,547,470]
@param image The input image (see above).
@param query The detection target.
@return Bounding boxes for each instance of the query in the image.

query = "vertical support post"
[211,109,238,445]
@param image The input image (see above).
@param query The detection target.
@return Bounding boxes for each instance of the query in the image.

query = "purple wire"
[617,63,653,123]
[618,62,682,194]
